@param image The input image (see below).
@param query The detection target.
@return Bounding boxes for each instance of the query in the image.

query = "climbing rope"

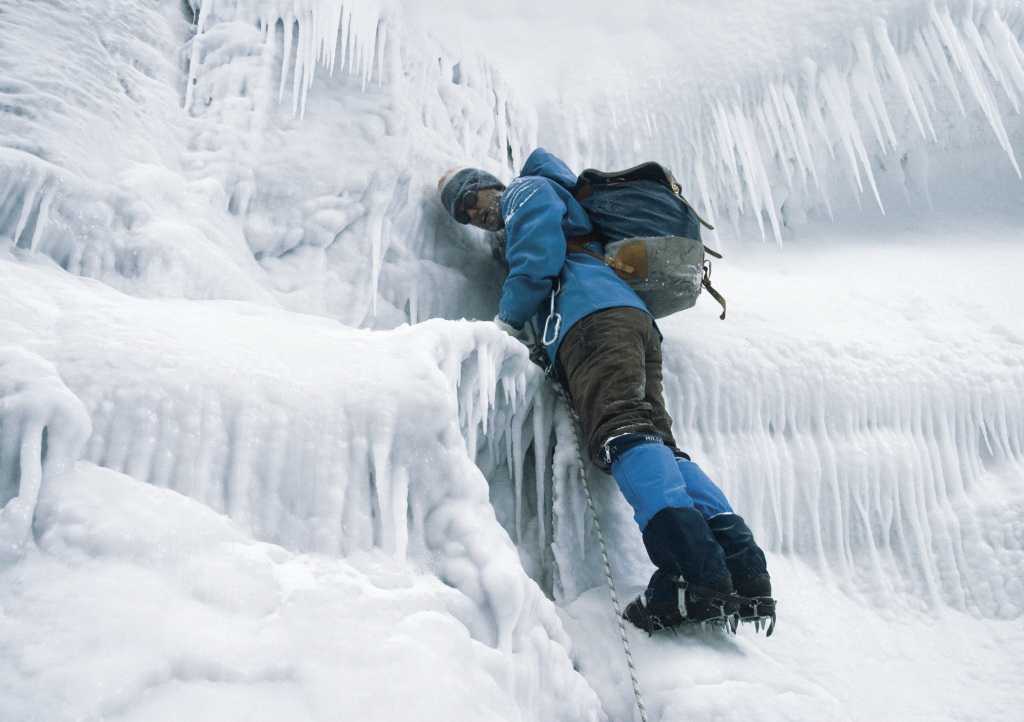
[548,382,650,722]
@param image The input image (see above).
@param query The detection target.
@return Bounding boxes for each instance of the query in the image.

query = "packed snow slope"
[1,1,1023,721]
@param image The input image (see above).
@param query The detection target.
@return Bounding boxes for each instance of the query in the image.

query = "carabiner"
[542,311,562,347]
[541,279,562,347]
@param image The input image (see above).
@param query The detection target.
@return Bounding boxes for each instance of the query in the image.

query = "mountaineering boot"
[623,507,738,632]
[623,569,738,633]
[707,514,776,633]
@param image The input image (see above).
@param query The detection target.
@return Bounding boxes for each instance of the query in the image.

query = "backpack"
[568,162,727,320]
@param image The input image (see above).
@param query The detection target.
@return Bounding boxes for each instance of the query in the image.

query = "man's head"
[438,168,506,231]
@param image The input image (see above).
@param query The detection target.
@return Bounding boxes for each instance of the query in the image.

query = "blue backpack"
[568,162,727,320]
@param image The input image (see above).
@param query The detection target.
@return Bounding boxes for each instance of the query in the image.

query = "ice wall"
[0,0,279,303]
[658,309,1024,618]
[5,0,1023,325]
[3,0,1022,600]
[3,3,1024,717]
[0,0,528,327]
[181,0,538,326]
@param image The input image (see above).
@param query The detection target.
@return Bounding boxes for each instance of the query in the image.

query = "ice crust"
[2,0,1024,720]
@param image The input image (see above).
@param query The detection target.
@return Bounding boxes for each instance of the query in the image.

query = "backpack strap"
[702,261,727,320]
[666,173,717,231]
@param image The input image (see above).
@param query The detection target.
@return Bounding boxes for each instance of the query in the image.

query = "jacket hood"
[519,148,578,191]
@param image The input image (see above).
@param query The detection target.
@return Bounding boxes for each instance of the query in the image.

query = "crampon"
[736,595,777,636]
[623,578,740,635]
[624,578,778,636]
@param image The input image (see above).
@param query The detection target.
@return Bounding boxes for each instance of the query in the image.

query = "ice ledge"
[0,253,604,721]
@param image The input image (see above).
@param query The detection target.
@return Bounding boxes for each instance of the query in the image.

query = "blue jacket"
[497,148,650,362]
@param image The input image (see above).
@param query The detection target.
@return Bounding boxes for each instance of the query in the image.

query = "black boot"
[624,570,738,632]
[707,514,775,631]
[623,507,737,632]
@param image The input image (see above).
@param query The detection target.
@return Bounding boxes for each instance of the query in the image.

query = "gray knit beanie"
[439,168,505,224]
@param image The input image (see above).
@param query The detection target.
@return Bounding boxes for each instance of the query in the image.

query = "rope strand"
[551,384,650,722]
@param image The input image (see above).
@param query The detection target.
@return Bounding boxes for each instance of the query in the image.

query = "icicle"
[782,81,833,218]
[11,175,42,250]
[375,23,387,86]
[476,345,495,436]
[532,390,551,558]
[291,11,309,116]
[278,14,295,104]
[183,0,212,112]
[931,6,1021,176]
[873,18,928,141]
[983,10,1024,100]
[819,66,864,195]
[902,53,940,142]
[852,27,898,153]
[510,411,525,543]
[0,348,91,560]
[768,82,806,185]
[732,101,782,242]
[965,13,1019,113]
[712,100,745,214]
[757,101,792,189]
[339,5,352,76]
[821,65,885,213]
[371,438,394,555]
[692,149,722,249]
[921,22,967,116]
[801,60,835,160]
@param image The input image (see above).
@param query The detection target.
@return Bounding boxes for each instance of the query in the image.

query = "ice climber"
[438,149,774,632]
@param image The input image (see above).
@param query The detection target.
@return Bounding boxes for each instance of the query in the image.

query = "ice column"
[0,347,91,560]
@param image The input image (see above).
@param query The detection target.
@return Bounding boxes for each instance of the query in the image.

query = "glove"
[494,315,534,345]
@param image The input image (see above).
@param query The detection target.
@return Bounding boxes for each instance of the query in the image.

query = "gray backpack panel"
[603,235,706,319]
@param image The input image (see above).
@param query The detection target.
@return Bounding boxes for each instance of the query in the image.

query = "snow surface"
[2,0,1024,720]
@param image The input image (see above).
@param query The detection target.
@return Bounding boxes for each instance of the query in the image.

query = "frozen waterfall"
[1,0,1023,721]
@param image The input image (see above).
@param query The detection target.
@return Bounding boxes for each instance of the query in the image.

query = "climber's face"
[463,188,504,232]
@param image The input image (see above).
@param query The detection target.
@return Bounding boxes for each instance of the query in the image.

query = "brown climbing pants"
[556,307,682,468]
